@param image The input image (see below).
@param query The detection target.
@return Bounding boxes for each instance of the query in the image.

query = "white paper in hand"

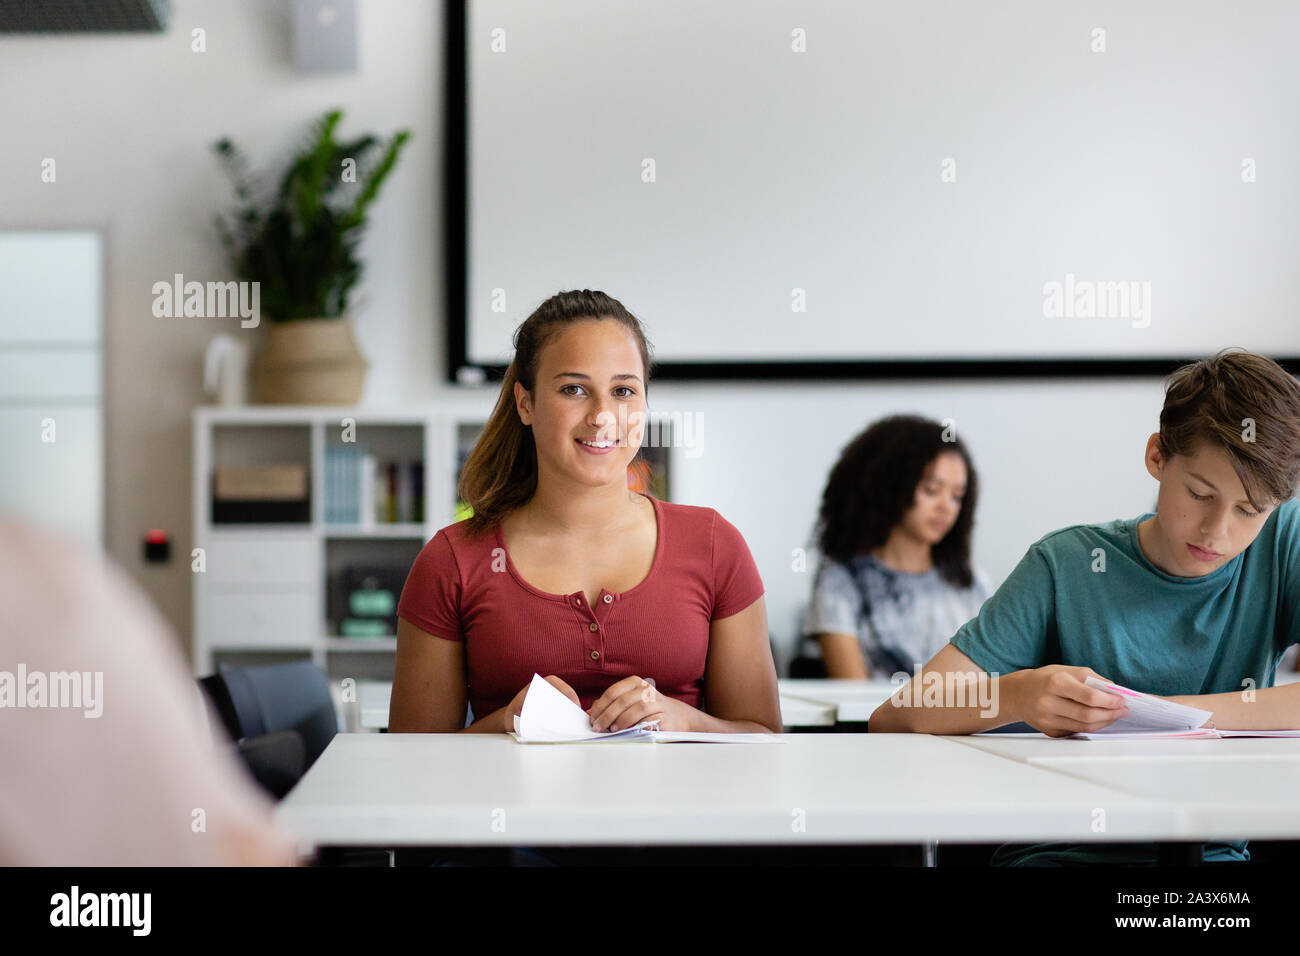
[508,673,785,744]
[510,673,658,743]
[1077,677,1215,737]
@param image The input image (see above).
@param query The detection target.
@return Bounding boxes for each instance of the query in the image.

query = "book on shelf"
[324,445,425,526]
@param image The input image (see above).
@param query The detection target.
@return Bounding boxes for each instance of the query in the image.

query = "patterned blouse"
[800,553,990,676]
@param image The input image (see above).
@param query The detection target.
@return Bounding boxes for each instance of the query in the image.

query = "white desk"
[275,732,1175,849]
[363,674,1300,731]
[777,679,900,722]
[779,673,1300,724]
[951,734,1300,841]
[777,694,836,727]
[358,680,838,730]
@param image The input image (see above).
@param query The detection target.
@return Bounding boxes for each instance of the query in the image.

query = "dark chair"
[787,633,828,678]
[199,664,387,866]
[788,655,829,678]
[198,660,339,801]
[235,729,306,800]
[198,679,309,801]
[204,660,338,770]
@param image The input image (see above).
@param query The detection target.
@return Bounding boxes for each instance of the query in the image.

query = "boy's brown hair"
[1158,348,1300,510]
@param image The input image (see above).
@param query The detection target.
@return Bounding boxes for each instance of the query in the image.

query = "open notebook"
[1073,677,1300,738]
[509,674,783,744]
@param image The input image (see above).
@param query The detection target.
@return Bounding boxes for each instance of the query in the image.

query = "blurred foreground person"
[0,515,297,866]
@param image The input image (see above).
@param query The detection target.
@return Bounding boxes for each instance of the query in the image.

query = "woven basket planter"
[251,317,368,405]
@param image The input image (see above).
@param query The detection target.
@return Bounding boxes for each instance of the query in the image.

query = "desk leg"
[922,841,937,867]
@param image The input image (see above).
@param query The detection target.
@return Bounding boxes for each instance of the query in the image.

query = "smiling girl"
[389,290,781,736]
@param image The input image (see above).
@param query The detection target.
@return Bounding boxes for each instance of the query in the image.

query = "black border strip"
[444,0,1299,385]
[450,357,1300,383]
[445,0,469,385]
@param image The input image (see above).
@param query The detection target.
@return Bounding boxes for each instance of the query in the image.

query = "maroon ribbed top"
[396,493,765,722]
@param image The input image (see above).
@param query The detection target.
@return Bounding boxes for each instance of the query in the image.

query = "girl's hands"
[1014,664,1129,737]
[588,676,695,733]
[503,675,581,733]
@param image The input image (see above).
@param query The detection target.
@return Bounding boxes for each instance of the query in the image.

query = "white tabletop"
[274,732,1176,849]
[952,734,1300,840]
[364,673,1300,731]
[777,695,836,727]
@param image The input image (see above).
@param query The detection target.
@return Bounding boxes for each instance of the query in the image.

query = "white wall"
[0,1,1202,669]
[1,0,443,645]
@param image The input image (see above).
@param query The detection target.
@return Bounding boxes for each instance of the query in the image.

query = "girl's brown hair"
[1158,348,1300,510]
[458,290,653,537]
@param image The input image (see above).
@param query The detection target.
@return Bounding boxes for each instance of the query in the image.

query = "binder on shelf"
[396,457,412,524]
[323,445,425,528]
[359,452,375,529]
[411,461,424,523]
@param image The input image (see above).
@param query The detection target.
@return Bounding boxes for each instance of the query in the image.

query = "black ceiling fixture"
[0,0,171,32]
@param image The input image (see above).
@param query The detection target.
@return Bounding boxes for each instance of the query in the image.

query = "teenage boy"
[870,348,1300,865]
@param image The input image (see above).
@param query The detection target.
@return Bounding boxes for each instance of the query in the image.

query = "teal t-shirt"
[951,498,1300,865]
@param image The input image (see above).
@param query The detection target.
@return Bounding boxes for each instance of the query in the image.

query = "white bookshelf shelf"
[192,404,493,678]
[322,524,431,538]
[324,638,399,652]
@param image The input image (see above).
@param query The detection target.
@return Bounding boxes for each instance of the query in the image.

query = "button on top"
[602,594,613,604]
[590,650,600,660]
[588,622,599,632]
[572,596,582,606]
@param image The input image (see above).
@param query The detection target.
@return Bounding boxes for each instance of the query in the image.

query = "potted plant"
[212,109,411,404]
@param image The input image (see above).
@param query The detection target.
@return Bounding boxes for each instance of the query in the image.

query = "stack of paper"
[509,674,783,744]
[1074,678,1300,738]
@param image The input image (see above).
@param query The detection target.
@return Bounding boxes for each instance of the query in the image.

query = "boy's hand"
[1013,665,1129,737]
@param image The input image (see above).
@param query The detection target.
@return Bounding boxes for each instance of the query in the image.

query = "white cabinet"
[204,533,317,587]
[198,589,317,651]
[191,406,493,679]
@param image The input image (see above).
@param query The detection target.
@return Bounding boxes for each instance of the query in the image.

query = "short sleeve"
[1274,501,1300,654]
[710,511,765,620]
[800,559,861,638]
[396,529,464,641]
[949,544,1056,675]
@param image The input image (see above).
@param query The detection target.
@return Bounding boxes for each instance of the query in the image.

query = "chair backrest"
[787,654,829,678]
[236,730,306,800]
[207,661,337,771]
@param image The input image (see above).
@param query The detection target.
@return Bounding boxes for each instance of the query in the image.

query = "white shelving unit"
[191,405,492,681]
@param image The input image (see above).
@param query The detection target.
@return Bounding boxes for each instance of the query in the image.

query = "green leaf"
[210,110,408,319]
